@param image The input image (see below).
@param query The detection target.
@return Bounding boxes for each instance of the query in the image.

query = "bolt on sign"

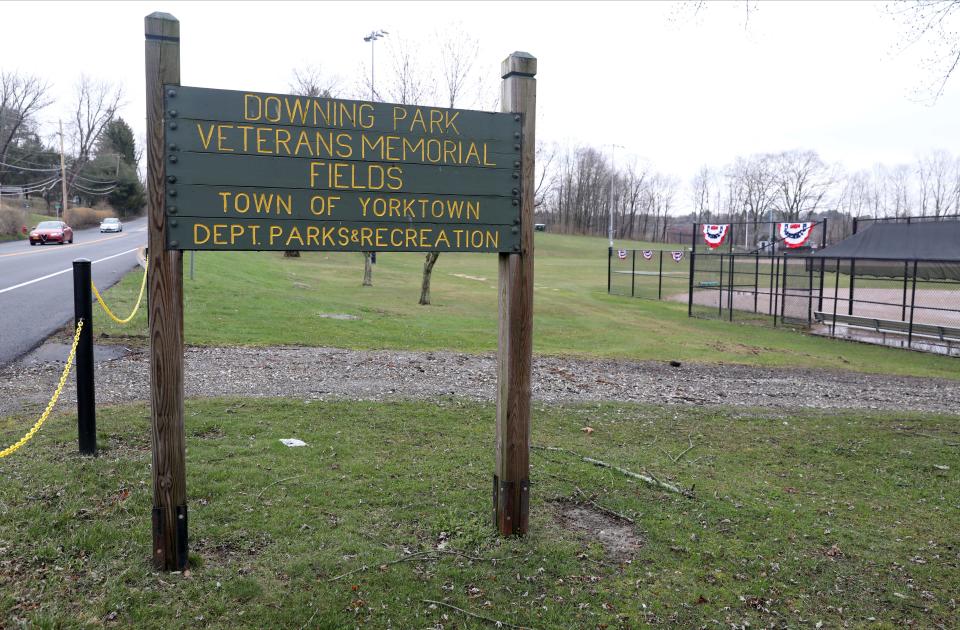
[163,87,523,253]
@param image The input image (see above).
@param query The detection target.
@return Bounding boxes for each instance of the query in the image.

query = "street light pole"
[608,143,623,249]
[363,29,389,102]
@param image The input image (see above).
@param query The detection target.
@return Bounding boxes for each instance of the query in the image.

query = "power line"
[0,161,60,173]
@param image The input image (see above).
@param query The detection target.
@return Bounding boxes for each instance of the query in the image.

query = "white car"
[100,217,123,233]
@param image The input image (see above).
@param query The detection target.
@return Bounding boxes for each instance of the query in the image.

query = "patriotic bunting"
[671,250,684,263]
[777,222,814,248]
[617,249,627,260]
[641,250,653,260]
[701,224,730,249]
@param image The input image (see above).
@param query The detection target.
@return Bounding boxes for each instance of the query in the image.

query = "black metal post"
[718,254,725,318]
[754,255,759,313]
[848,259,856,316]
[768,248,776,316]
[728,254,735,321]
[901,260,909,321]
[687,248,695,317]
[908,260,918,348]
[807,256,814,324]
[657,249,663,300]
[817,258,825,313]
[780,254,789,324]
[72,259,96,456]
[631,250,636,297]
[832,259,840,336]
[773,255,780,326]
[607,246,612,294]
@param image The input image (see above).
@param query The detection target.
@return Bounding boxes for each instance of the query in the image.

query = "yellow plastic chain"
[91,263,148,325]
[0,320,83,458]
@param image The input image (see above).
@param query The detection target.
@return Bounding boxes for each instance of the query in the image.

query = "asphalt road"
[0,217,147,366]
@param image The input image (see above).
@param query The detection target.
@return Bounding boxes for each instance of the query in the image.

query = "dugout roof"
[813,221,960,261]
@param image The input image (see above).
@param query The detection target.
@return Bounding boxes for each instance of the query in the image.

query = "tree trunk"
[418,251,440,305]
[362,252,373,286]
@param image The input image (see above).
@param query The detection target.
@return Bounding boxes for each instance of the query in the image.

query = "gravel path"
[1,344,958,416]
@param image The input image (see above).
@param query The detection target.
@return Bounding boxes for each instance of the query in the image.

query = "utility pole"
[607,144,623,249]
[59,120,68,219]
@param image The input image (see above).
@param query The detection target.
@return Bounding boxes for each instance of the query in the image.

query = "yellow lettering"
[269,225,283,245]
[386,166,403,191]
[485,230,498,249]
[335,132,352,158]
[295,130,313,156]
[264,96,281,122]
[306,225,320,246]
[445,111,460,134]
[256,126,271,154]
[194,223,210,245]
[392,106,407,131]
[284,97,308,124]
[434,229,450,248]
[230,224,243,244]
[358,103,374,129]
[218,191,231,213]
[275,128,291,155]
[429,109,443,133]
[285,226,304,247]
[410,108,427,133]
[217,124,234,152]
[310,162,326,188]
[482,143,496,167]
[243,94,262,121]
[237,125,254,151]
[212,224,229,245]
[234,193,250,214]
[390,228,403,247]
[197,123,215,150]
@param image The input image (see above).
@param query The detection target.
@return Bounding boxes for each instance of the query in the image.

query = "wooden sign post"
[144,12,536,571]
[495,53,536,536]
[145,12,188,571]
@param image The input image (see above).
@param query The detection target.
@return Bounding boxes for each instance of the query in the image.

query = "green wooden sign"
[163,86,521,252]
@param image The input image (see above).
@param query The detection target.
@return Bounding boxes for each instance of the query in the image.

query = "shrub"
[0,205,28,237]
[64,206,114,229]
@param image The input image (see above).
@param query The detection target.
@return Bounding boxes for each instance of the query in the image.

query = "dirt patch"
[553,501,642,562]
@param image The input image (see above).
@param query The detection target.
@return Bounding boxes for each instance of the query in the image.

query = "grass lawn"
[94,232,959,379]
[0,209,55,242]
[1,399,956,627]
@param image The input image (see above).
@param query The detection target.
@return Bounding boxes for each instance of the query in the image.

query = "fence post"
[752,255,759,313]
[607,246,612,294]
[494,51,536,538]
[848,259,856,316]
[72,259,96,456]
[728,254,735,321]
[807,255,813,324]
[832,259,841,336]
[718,254,724,318]
[657,249,663,299]
[780,254,789,323]
[146,11,188,571]
[773,255,780,326]
[687,248,695,317]
[908,261,918,348]
[901,260,909,321]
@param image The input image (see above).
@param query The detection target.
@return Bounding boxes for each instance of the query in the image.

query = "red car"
[29,220,74,245]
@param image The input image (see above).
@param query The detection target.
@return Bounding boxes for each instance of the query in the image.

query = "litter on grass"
[280,438,308,447]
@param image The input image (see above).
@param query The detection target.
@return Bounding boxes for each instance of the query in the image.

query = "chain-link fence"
[608,248,690,301]
[688,252,960,356]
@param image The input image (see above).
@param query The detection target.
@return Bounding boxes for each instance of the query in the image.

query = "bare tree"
[289,65,341,98]
[771,149,833,220]
[0,71,53,180]
[282,66,341,258]
[65,75,123,198]
[418,29,482,306]
[886,0,960,101]
[917,148,957,216]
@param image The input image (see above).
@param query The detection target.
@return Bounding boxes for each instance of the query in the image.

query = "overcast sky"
[3,1,958,197]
